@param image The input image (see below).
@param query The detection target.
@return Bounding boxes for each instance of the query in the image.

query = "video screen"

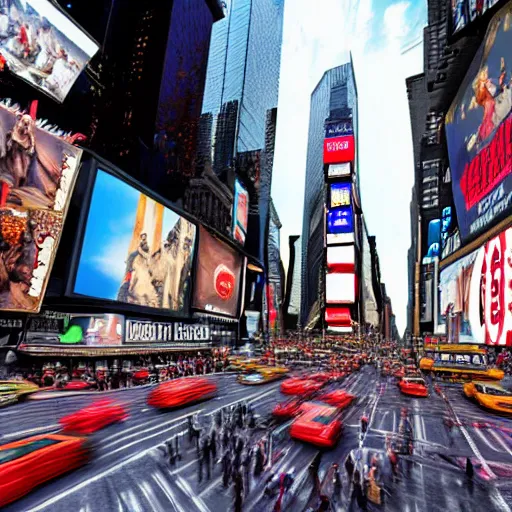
[74,170,196,313]
[0,0,99,102]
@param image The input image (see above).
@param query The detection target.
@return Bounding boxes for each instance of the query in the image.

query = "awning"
[17,344,212,357]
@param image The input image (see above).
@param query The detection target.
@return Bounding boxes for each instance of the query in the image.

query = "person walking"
[233,469,244,512]
[345,452,355,480]
[350,469,367,511]
[309,452,322,494]
[242,448,252,494]
[222,450,232,487]
[254,439,265,476]
[202,436,211,480]
[361,414,369,434]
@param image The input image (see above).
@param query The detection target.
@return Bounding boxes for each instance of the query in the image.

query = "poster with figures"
[0,0,99,102]
[0,102,81,312]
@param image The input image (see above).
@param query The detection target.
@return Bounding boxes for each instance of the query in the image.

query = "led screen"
[74,170,196,313]
[0,0,99,102]
[232,178,249,244]
[326,245,355,273]
[193,226,243,317]
[330,182,351,209]
[0,104,81,312]
[325,272,355,304]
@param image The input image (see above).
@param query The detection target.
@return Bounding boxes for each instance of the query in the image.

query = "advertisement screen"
[74,170,196,313]
[0,104,81,312]
[325,307,352,327]
[326,245,355,273]
[325,272,355,304]
[323,136,355,164]
[232,179,249,244]
[23,312,123,346]
[330,182,351,209]
[0,0,99,103]
[445,3,512,242]
[328,162,351,178]
[193,226,243,317]
[452,0,502,35]
[439,225,512,345]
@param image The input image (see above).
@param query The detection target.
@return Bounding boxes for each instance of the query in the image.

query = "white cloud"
[92,235,132,283]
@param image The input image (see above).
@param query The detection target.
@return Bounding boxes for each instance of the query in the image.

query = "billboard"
[445,3,512,242]
[192,226,243,317]
[23,312,123,346]
[452,0,502,35]
[323,120,355,165]
[325,307,352,327]
[0,104,81,312]
[125,319,210,344]
[0,0,99,102]
[438,225,512,345]
[74,170,196,313]
[325,272,356,304]
[330,182,351,209]
[232,179,249,244]
[327,162,351,179]
[326,245,355,273]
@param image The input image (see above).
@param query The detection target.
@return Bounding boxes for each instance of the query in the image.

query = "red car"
[280,378,324,396]
[60,399,128,435]
[309,372,331,383]
[0,433,89,508]
[272,398,303,419]
[59,380,95,391]
[398,377,428,397]
[318,390,355,410]
[148,377,217,408]
[290,403,342,448]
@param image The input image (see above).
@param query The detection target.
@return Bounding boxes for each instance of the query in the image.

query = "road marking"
[489,430,512,458]
[152,471,184,512]
[138,481,165,512]
[25,384,280,512]
[1,424,60,440]
[176,476,211,512]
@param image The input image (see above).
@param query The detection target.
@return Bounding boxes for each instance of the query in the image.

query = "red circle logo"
[214,264,235,301]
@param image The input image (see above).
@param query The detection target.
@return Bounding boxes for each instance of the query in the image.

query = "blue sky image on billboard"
[74,170,196,311]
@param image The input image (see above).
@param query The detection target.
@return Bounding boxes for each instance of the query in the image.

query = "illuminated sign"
[325,307,352,326]
[326,246,355,273]
[323,136,355,164]
[325,272,356,304]
[330,183,351,208]
[325,120,353,139]
[446,3,512,241]
[328,162,351,178]
[232,179,249,244]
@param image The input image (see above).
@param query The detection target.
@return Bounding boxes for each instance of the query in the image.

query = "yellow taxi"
[0,380,39,408]
[463,381,512,414]
[237,366,289,385]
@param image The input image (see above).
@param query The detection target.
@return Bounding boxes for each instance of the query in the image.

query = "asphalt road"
[2,367,512,512]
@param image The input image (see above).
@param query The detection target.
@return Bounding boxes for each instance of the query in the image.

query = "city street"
[2,367,512,512]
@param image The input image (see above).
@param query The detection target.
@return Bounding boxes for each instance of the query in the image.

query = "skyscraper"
[300,62,358,328]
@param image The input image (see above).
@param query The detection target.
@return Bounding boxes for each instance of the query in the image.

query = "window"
[0,438,61,465]
[311,414,334,425]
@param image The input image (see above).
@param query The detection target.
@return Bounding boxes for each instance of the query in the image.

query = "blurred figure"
[202,436,211,480]
[242,448,252,494]
[360,413,369,434]
[233,468,244,512]
[350,469,367,511]
[222,449,232,487]
[254,439,266,476]
[309,451,322,493]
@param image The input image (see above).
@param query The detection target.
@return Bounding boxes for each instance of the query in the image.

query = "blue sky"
[272,0,427,333]
[74,170,181,301]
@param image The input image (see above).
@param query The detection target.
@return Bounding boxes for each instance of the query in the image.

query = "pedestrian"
[167,438,176,466]
[309,451,322,494]
[351,469,367,511]
[345,452,355,480]
[388,445,399,481]
[198,449,204,484]
[466,457,474,479]
[242,448,252,494]
[188,415,193,443]
[254,440,265,476]
[175,433,182,461]
[332,462,342,497]
[361,414,369,434]
[222,427,230,453]
[202,436,211,480]
[233,469,244,512]
[210,428,217,462]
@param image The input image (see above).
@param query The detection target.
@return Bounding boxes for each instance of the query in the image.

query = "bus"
[419,344,504,382]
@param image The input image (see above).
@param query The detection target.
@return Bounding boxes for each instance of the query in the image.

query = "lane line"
[152,471,184,512]
[0,424,60,440]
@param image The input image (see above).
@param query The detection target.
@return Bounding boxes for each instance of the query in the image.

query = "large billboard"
[325,272,356,304]
[451,0,502,35]
[192,226,243,317]
[0,104,81,312]
[323,119,355,164]
[74,170,196,313]
[0,0,99,102]
[327,182,354,245]
[438,225,512,345]
[445,3,512,242]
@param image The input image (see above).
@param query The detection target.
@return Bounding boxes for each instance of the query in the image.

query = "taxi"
[237,366,289,385]
[272,398,303,419]
[280,377,324,396]
[398,376,429,397]
[0,433,89,508]
[0,380,39,407]
[289,403,342,448]
[463,381,512,414]
[60,399,128,434]
[318,390,355,410]
[148,377,217,408]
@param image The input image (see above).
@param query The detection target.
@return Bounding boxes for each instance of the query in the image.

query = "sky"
[271,0,428,334]
[74,170,183,301]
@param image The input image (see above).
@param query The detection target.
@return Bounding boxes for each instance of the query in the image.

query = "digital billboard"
[438,225,512,345]
[193,226,243,317]
[326,207,354,244]
[451,0,502,35]
[323,120,355,164]
[0,104,82,312]
[326,245,355,273]
[327,162,351,179]
[232,179,249,244]
[325,272,356,304]
[0,0,99,103]
[23,312,123,346]
[325,307,352,327]
[74,170,196,314]
[445,3,512,242]
[330,182,351,209]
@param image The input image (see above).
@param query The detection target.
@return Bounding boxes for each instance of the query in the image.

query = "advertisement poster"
[23,312,123,346]
[232,179,248,244]
[0,0,99,102]
[328,162,351,179]
[330,182,351,208]
[325,272,356,304]
[193,226,243,317]
[445,3,512,241]
[323,119,355,164]
[125,319,210,343]
[74,170,196,313]
[0,104,81,312]
[452,0,502,35]
[439,225,512,345]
